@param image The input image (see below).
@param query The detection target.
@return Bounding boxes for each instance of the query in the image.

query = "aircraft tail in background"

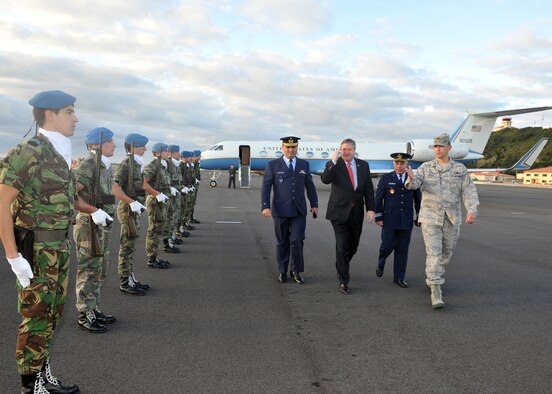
[451,107,552,155]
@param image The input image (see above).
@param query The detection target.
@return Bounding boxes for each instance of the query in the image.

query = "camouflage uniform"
[114,155,146,278]
[163,158,182,241]
[144,158,171,258]
[190,160,201,220]
[0,134,76,375]
[73,153,116,313]
[406,158,479,285]
[180,160,194,227]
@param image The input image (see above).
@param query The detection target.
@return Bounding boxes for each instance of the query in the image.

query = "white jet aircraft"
[201,107,551,186]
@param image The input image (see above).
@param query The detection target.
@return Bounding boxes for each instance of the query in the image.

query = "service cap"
[390,152,412,162]
[168,144,180,153]
[152,142,169,153]
[434,133,451,146]
[85,127,114,145]
[28,90,76,110]
[125,133,149,147]
[280,136,300,147]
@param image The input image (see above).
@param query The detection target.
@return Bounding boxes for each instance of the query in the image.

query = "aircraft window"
[306,151,314,158]
[275,150,283,158]
[259,151,268,157]
[321,152,329,159]
[216,145,223,151]
[208,145,219,150]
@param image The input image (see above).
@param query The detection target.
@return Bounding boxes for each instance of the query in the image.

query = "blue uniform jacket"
[261,157,318,217]
[375,172,422,230]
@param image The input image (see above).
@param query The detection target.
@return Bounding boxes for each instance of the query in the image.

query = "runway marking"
[220,206,237,209]
[510,212,524,215]
[216,221,242,224]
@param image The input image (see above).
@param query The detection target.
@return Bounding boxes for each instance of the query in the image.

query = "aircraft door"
[239,145,251,188]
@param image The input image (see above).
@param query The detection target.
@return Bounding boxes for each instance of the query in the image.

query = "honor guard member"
[375,153,422,288]
[261,136,319,284]
[112,133,150,296]
[143,143,172,268]
[178,151,195,234]
[162,144,183,251]
[406,133,479,308]
[73,127,117,333]
[0,90,80,393]
[189,150,202,224]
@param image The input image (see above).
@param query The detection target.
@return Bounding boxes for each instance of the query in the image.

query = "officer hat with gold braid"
[280,136,300,147]
[390,152,412,162]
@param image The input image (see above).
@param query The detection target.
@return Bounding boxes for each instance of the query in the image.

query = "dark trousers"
[228,176,235,188]
[378,228,412,281]
[273,215,306,273]
[331,212,363,285]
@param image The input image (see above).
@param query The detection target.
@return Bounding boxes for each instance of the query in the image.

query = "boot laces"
[44,361,59,385]
[128,275,136,287]
[34,371,50,394]
[86,310,96,322]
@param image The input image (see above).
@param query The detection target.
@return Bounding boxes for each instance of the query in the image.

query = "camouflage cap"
[434,133,451,146]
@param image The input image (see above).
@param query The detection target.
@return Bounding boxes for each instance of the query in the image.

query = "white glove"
[129,200,146,213]
[181,187,190,194]
[91,208,114,226]
[170,187,179,196]
[195,178,200,184]
[8,253,33,288]
[156,193,169,203]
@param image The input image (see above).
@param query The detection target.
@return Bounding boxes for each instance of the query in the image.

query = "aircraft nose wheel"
[210,180,217,187]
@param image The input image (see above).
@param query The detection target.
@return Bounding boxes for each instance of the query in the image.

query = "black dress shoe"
[77,311,106,333]
[94,309,116,324]
[393,280,408,288]
[278,273,287,283]
[290,271,304,284]
[376,267,384,277]
[339,283,349,294]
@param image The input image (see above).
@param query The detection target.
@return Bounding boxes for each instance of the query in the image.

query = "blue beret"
[180,151,191,158]
[152,143,169,153]
[125,133,149,147]
[168,144,180,153]
[193,150,201,156]
[28,90,76,110]
[85,127,114,145]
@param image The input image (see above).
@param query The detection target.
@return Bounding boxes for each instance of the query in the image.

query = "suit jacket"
[375,171,422,230]
[321,158,375,224]
[261,157,318,217]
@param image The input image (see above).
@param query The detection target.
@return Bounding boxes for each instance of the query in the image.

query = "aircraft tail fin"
[451,106,552,154]
[505,137,549,171]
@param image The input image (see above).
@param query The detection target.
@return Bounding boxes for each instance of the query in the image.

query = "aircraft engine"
[406,139,469,162]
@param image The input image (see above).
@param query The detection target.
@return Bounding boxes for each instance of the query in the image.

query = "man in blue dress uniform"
[261,136,318,284]
[375,153,422,288]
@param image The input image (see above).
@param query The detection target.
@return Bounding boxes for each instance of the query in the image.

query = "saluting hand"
[331,148,340,163]
[406,165,414,180]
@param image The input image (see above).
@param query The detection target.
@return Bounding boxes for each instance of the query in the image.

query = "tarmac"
[1,174,551,393]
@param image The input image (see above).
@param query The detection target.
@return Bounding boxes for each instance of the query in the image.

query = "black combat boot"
[77,311,106,333]
[42,360,80,393]
[120,277,144,296]
[162,238,181,253]
[21,371,47,394]
[94,308,116,324]
[147,256,169,269]
[131,272,150,290]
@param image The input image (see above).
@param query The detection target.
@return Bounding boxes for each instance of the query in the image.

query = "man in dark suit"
[321,138,375,294]
[375,153,422,288]
[261,136,318,284]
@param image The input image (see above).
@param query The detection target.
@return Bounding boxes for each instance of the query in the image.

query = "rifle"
[89,131,104,257]
[127,142,139,239]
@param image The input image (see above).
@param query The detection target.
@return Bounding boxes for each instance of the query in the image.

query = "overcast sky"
[1,0,552,161]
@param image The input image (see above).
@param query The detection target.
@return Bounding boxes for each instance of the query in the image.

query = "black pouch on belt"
[13,225,34,264]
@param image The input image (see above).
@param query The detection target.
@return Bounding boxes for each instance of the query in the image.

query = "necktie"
[347,162,355,189]
[399,174,404,185]
[288,159,294,176]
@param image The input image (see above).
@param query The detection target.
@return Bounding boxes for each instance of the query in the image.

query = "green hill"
[466,127,552,171]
